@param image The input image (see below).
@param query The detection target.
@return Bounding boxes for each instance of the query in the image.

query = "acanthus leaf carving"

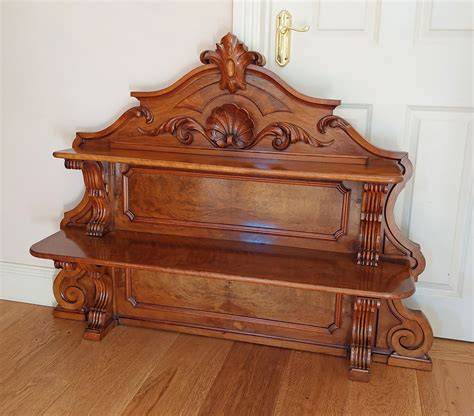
[138,117,206,145]
[256,122,335,150]
[200,33,265,93]
[317,115,351,134]
[138,103,334,151]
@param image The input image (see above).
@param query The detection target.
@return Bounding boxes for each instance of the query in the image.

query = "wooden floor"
[0,301,472,416]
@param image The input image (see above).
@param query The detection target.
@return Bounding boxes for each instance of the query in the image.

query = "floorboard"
[0,300,471,416]
[121,334,233,416]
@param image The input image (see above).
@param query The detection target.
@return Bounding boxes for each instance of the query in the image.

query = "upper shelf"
[30,228,415,299]
[54,148,404,184]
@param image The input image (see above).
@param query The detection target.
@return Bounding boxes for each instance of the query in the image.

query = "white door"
[234,0,473,341]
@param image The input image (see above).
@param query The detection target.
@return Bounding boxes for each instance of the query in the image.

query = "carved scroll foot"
[386,299,433,371]
[349,297,380,382]
[83,265,116,341]
[52,261,94,321]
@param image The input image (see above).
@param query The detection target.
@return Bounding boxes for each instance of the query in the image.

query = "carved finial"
[200,33,265,93]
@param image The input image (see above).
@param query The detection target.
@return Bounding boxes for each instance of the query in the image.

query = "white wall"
[0,0,233,304]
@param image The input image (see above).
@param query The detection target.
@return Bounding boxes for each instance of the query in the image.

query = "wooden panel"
[123,168,350,241]
[126,269,339,328]
[115,268,354,350]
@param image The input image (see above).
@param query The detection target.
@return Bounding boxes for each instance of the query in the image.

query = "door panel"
[233,0,473,340]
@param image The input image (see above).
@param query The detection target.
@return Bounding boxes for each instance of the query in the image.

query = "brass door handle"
[275,10,310,67]
[278,24,310,35]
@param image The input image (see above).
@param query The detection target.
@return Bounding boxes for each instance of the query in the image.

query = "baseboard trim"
[0,261,56,306]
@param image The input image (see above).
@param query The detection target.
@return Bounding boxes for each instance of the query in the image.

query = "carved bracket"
[386,299,433,369]
[357,183,388,266]
[53,261,93,322]
[52,262,115,340]
[200,33,265,93]
[64,160,111,237]
[350,297,380,382]
[82,264,115,341]
[138,103,334,151]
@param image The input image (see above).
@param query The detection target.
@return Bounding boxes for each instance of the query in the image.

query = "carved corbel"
[386,299,433,370]
[357,183,388,266]
[63,160,111,237]
[349,297,380,382]
[53,261,115,340]
[81,264,115,341]
[52,261,94,321]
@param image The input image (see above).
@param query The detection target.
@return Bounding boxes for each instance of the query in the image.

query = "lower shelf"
[30,228,415,299]
[31,228,433,382]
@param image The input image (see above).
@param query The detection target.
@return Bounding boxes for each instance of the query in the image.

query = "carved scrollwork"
[53,261,94,321]
[317,115,351,134]
[138,117,205,145]
[256,122,335,150]
[81,264,115,340]
[200,33,265,93]
[387,299,433,359]
[132,105,154,124]
[64,160,110,237]
[138,103,334,151]
[357,183,389,267]
[349,297,380,381]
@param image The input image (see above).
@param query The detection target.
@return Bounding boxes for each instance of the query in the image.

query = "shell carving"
[205,104,255,149]
[138,104,337,150]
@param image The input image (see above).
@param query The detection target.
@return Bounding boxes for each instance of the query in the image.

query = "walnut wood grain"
[81,264,115,341]
[357,183,388,266]
[54,148,404,184]
[63,160,111,237]
[386,298,433,369]
[199,33,265,93]
[138,102,334,150]
[52,261,93,322]
[30,228,416,299]
[349,297,380,381]
[29,32,432,381]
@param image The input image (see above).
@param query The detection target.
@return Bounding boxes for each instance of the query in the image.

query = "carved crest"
[138,104,335,150]
[200,33,265,93]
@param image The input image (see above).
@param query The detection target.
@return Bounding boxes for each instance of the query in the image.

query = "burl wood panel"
[115,268,353,350]
[122,168,350,241]
[127,269,337,326]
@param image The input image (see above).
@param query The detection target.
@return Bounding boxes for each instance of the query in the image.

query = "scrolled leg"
[53,261,93,321]
[386,299,433,370]
[82,264,116,341]
[349,297,380,382]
